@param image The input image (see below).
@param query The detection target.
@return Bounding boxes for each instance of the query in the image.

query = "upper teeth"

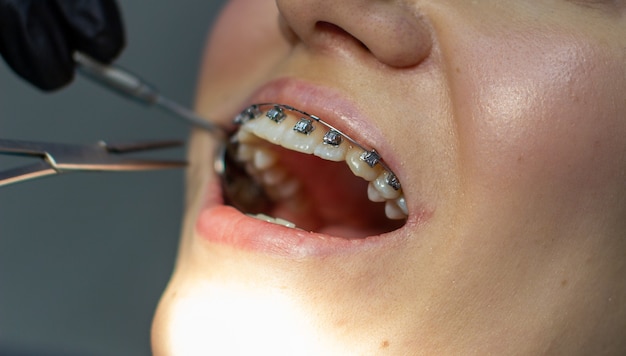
[233,104,408,221]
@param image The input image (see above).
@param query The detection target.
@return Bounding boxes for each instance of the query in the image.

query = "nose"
[276,0,432,68]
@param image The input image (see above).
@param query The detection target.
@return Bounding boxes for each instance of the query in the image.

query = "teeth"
[247,213,297,228]
[236,142,255,161]
[236,128,262,144]
[313,141,349,161]
[243,113,289,144]
[233,104,408,221]
[367,183,386,202]
[360,150,381,168]
[346,148,381,181]
[323,129,343,146]
[396,196,408,215]
[262,167,287,186]
[385,199,406,220]
[280,118,325,154]
[371,172,401,200]
[254,148,278,170]
[275,217,297,228]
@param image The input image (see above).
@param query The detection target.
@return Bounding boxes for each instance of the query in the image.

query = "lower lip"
[194,182,407,258]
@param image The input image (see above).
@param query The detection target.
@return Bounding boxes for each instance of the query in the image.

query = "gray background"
[0,1,226,355]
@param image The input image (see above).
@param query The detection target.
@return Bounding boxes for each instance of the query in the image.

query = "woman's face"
[152,1,626,354]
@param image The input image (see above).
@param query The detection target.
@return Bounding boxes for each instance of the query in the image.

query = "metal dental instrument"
[74,53,270,212]
[74,52,227,138]
[0,138,185,187]
[1,54,268,210]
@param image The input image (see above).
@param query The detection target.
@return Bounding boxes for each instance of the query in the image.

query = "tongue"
[268,146,402,238]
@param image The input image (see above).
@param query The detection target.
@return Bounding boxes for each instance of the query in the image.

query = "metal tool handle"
[74,52,159,105]
[74,52,227,136]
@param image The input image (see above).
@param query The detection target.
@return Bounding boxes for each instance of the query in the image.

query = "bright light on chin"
[166,284,327,355]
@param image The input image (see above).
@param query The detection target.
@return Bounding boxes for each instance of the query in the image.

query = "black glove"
[0,0,125,91]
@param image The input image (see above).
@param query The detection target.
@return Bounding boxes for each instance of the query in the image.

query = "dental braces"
[233,103,402,191]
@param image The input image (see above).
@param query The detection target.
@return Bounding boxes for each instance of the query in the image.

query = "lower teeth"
[247,213,297,229]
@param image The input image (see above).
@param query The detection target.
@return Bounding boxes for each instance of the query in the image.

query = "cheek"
[452,29,626,204]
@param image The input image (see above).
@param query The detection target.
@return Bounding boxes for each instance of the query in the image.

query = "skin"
[152,0,626,354]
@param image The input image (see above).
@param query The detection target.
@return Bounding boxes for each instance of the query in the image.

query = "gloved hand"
[0,0,125,91]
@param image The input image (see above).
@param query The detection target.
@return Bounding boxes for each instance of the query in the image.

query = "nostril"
[276,0,432,68]
[314,21,371,53]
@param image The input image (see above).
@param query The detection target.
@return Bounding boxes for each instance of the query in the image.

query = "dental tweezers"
[0,54,229,187]
[0,138,185,187]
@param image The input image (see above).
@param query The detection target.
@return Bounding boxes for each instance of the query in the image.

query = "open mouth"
[220,103,407,239]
